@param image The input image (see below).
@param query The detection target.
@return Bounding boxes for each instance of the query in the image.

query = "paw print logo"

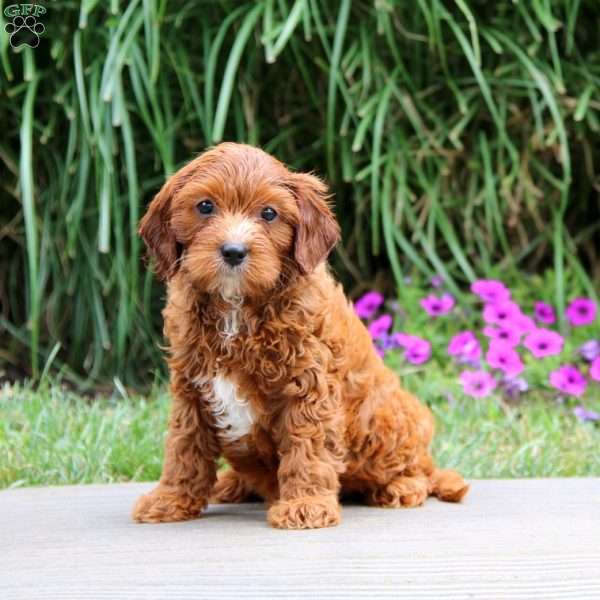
[5,15,45,49]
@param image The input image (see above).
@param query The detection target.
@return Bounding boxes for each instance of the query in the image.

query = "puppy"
[133,143,468,529]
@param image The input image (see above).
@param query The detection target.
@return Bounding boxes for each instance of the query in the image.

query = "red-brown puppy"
[133,143,468,529]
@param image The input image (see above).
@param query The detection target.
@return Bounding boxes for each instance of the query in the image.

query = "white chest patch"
[209,375,256,442]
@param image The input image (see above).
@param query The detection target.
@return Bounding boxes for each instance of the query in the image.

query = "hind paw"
[368,476,429,508]
[210,469,253,504]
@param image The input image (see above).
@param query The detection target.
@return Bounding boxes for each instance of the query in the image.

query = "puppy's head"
[139,143,340,298]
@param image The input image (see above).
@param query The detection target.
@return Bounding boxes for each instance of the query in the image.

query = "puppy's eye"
[261,207,277,222]
[197,199,214,215]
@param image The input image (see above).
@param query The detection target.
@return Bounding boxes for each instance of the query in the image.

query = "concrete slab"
[1,479,599,599]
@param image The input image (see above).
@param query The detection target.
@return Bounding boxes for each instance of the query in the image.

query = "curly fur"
[132,143,468,529]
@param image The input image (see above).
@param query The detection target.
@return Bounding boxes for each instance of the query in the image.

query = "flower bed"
[355,280,599,422]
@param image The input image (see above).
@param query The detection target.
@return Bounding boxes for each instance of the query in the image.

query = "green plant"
[1,1,599,385]
[1,378,598,489]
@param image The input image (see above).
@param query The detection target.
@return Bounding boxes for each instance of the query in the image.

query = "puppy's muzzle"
[220,243,248,267]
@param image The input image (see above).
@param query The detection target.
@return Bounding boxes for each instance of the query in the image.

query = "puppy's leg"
[367,474,430,508]
[359,386,468,508]
[132,380,218,523]
[430,468,469,502]
[267,370,345,530]
[367,469,468,507]
[210,469,254,504]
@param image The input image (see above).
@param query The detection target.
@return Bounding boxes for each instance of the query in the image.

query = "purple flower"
[368,314,392,339]
[391,333,432,365]
[566,298,597,327]
[523,328,564,358]
[500,375,529,399]
[377,333,396,352]
[579,340,600,362]
[459,370,497,398]
[483,301,521,326]
[573,406,600,423]
[534,301,556,325]
[486,341,524,377]
[482,325,521,347]
[403,336,432,365]
[471,280,511,304]
[391,332,413,348]
[420,293,455,317]
[354,291,384,319]
[508,313,536,334]
[448,331,482,362]
[387,300,402,314]
[549,365,587,397]
[430,275,444,288]
[590,357,600,382]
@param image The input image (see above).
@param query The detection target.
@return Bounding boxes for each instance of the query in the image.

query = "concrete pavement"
[1,478,599,599]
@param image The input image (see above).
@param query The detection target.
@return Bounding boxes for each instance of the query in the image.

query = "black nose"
[220,243,248,266]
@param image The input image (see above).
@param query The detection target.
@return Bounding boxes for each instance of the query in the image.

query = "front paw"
[132,486,206,523]
[267,496,341,530]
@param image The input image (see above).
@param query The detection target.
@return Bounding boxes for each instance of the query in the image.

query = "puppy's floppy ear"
[139,177,180,281]
[290,172,341,274]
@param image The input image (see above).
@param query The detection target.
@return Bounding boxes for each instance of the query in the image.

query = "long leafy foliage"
[1,0,598,385]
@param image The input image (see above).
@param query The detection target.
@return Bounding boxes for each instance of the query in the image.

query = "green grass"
[0,382,169,489]
[2,1,600,384]
[1,378,598,490]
